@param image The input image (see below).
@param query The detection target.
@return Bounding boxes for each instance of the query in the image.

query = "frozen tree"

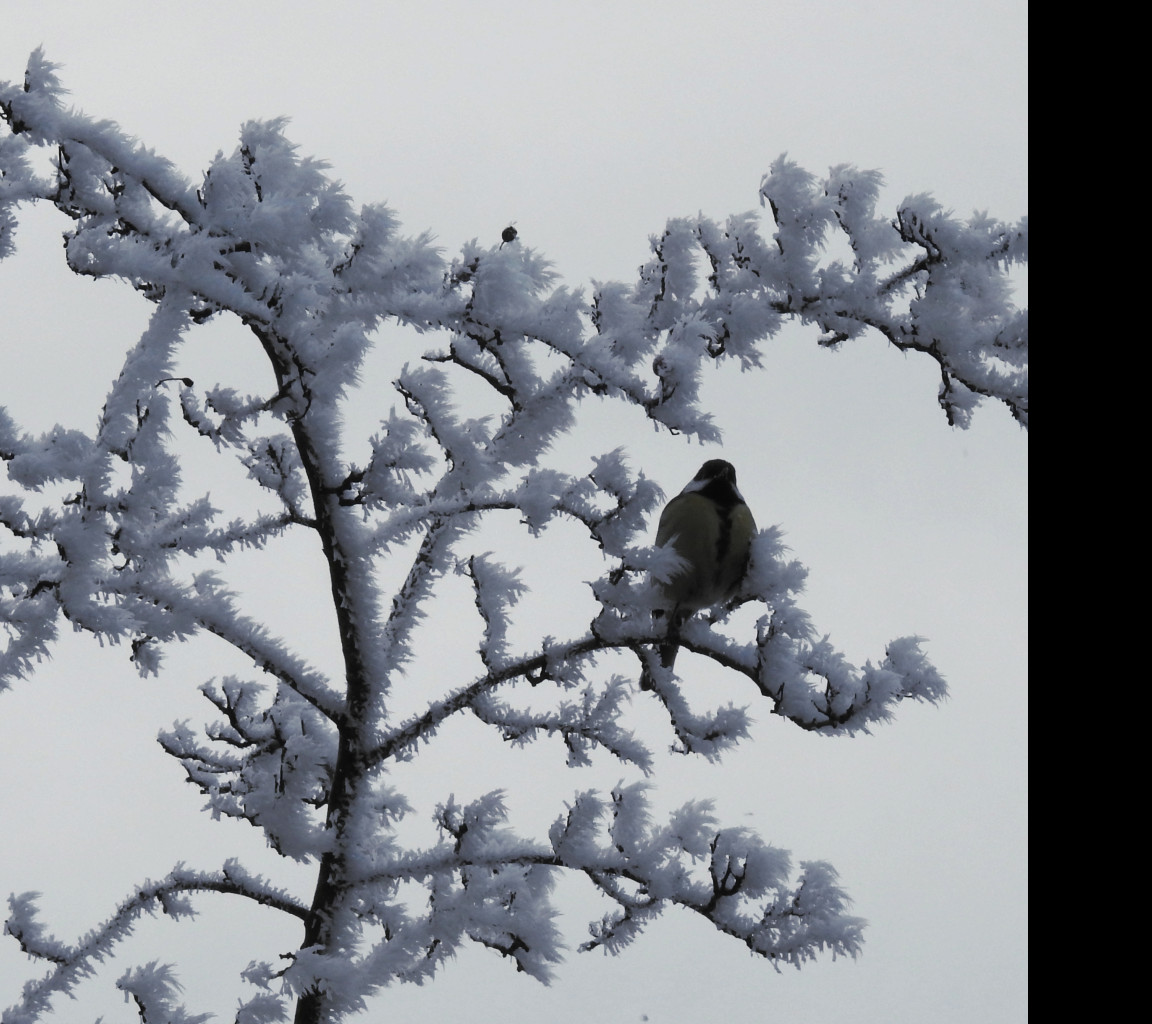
[0,51,1025,1024]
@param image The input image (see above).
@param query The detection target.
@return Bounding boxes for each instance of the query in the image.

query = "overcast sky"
[1,4,1026,1022]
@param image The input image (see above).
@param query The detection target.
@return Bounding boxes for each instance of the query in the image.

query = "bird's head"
[693,460,736,485]
[680,460,745,502]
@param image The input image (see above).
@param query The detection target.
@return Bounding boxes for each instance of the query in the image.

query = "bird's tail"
[657,609,686,670]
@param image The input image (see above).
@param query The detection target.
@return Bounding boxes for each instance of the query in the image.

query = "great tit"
[652,459,756,669]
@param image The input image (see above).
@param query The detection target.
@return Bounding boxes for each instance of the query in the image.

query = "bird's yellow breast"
[655,492,754,613]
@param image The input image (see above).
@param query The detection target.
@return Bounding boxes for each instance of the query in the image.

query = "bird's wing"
[720,502,757,594]
[655,492,722,609]
[655,492,718,551]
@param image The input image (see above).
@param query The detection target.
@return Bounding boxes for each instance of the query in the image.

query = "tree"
[0,50,1026,1024]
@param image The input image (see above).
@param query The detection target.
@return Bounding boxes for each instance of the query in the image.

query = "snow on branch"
[275,783,860,1011]
[759,160,1028,427]
[554,784,864,967]
[370,522,945,772]
[2,861,307,1024]
[115,962,213,1024]
[159,677,337,861]
[470,676,654,772]
[139,574,344,716]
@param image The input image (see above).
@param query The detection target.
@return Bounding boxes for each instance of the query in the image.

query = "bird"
[651,459,756,670]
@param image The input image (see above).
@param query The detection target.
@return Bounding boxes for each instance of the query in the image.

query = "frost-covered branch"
[139,575,344,718]
[470,677,654,772]
[373,525,947,767]
[159,678,337,861]
[369,634,605,766]
[273,784,860,1016]
[557,784,864,966]
[2,862,306,1024]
